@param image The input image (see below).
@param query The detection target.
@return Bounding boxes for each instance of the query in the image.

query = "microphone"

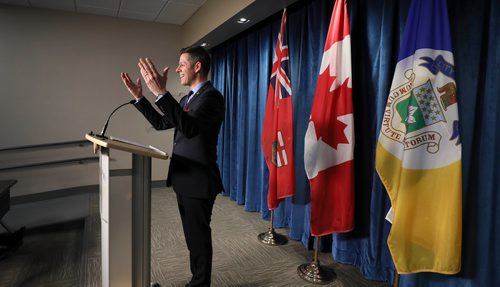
[99,100,135,137]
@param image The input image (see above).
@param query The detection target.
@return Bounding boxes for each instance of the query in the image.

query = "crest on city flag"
[375,0,462,274]
[380,52,461,165]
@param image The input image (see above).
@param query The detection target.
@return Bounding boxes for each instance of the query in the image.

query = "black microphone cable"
[99,99,135,138]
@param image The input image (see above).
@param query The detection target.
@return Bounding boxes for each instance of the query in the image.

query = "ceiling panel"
[76,0,120,10]
[1,0,207,26]
[77,6,116,17]
[119,0,166,15]
[30,0,75,11]
[156,1,199,25]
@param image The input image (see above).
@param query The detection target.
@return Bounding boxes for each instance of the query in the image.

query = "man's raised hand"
[120,72,142,99]
[138,58,169,97]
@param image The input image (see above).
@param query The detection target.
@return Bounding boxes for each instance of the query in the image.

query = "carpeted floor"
[83,187,389,287]
[0,220,83,287]
[0,187,390,287]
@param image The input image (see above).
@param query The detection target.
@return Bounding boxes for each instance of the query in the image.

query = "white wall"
[0,5,188,197]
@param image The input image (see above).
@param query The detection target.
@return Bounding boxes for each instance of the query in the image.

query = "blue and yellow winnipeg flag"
[375,0,462,274]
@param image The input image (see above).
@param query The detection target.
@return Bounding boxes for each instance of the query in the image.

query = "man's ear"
[194,61,202,73]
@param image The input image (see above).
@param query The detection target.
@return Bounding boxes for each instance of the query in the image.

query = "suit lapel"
[186,82,211,109]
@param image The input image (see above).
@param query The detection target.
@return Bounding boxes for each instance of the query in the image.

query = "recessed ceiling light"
[237,17,250,24]
[200,42,210,47]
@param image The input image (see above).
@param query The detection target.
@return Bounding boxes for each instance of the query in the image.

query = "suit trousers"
[175,192,216,286]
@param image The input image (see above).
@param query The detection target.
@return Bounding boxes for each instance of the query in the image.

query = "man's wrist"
[155,90,167,97]
[155,91,169,102]
[134,95,144,103]
[155,90,168,98]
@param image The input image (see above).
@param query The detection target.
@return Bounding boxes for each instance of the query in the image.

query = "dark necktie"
[184,91,194,108]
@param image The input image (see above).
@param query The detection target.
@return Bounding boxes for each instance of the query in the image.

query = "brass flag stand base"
[297,236,335,284]
[258,209,288,246]
[257,228,288,245]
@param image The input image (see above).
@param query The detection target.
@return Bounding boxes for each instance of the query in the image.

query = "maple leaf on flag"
[311,72,351,150]
[303,0,354,236]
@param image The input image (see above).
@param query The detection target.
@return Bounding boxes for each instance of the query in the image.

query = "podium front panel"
[88,134,157,287]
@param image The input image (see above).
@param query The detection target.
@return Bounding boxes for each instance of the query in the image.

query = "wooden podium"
[86,133,168,287]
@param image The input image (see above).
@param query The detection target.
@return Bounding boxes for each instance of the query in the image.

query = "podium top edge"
[85,133,169,160]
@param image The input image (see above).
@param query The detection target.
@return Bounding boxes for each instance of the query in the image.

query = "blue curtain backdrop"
[211,0,500,286]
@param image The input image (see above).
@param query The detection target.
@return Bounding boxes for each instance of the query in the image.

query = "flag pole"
[297,236,335,284]
[394,273,400,287]
[257,209,288,245]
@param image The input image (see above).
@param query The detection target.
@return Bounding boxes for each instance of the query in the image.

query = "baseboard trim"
[12,180,166,205]
[11,185,98,205]
[152,180,166,188]
[22,218,85,236]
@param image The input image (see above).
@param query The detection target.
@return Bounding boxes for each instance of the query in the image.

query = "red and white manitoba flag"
[262,9,295,210]
[304,0,354,236]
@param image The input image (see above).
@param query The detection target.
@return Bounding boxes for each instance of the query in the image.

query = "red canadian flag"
[304,0,354,236]
[262,9,295,210]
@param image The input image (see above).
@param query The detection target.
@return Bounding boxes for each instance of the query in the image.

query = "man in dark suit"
[120,46,225,287]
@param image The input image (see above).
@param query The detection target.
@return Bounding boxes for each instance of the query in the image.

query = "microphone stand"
[99,100,135,138]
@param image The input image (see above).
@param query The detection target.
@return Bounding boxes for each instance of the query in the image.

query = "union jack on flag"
[262,8,296,210]
[270,19,292,103]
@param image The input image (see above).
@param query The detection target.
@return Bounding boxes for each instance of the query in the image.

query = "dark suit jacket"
[134,82,225,198]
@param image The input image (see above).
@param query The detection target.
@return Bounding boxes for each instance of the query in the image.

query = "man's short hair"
[180,46,211,77]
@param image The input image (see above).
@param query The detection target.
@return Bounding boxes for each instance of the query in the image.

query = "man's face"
[176,53,196,87]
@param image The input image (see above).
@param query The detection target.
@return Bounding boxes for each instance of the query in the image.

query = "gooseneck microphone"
[99,100,135,138]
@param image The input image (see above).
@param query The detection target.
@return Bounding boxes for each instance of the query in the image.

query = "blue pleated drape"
[211,0,500,286]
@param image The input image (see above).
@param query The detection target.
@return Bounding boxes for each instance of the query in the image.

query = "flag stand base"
[297,261,335,284]
[257,228,288,245]
[258,209,288,245]
[297,236,335,284]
